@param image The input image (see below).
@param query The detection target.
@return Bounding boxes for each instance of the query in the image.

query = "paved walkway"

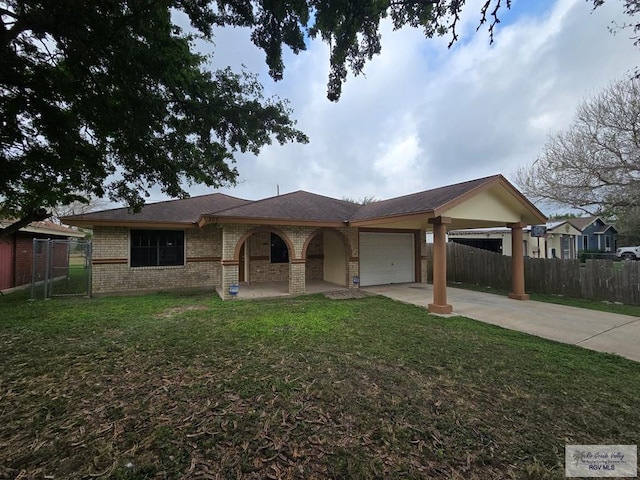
[362,284,640,362]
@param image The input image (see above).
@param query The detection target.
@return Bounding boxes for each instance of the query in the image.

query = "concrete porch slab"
[226,280,348,300]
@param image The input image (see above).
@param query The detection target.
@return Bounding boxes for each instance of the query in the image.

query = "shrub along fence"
[427,242,640,306]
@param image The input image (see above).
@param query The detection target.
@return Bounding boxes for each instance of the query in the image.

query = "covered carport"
[349,175,547,314]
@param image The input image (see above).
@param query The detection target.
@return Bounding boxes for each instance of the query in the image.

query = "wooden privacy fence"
[426,242,640,305]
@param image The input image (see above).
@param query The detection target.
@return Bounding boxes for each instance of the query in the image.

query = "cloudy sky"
[164,0,637,212]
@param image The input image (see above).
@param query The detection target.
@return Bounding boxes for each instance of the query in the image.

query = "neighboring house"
[570,216,618,254]
[448,227,519,255]
[0,220,85,291]
[448,220,581,259]
[545,221,583,259]
[62,175,546,313]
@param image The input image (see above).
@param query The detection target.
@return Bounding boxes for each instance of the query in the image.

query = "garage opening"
[450,237,502,254]
[359,232,415,287]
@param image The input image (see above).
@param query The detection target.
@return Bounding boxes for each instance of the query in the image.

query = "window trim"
[129,229,186,268]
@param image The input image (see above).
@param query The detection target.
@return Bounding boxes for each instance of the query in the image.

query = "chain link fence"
[30,239,92,299]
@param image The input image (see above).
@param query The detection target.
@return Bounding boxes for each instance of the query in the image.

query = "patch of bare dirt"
[323,290,370,300]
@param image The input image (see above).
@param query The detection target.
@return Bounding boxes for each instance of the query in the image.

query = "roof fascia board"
[203,216,345,228]
[349,212,434,227]
[20,227,85,238]
[61,219,197,229]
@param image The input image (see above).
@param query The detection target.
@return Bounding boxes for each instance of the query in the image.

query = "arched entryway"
[302,228,352,288]
[234,228,293,286]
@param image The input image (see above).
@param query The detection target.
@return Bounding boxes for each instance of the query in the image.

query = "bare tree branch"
[515,77,640,237]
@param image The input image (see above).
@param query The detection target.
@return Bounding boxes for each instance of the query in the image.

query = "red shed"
[0,220,85,291]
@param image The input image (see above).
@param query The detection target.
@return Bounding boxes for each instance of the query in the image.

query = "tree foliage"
[1,1,310,236]
[341,195,378,205]
[515,77,640,240]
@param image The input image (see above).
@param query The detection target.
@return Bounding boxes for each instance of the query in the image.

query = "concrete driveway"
[362,283,640,363]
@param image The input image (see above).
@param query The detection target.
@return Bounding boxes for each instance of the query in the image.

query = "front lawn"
[0,290,638,479]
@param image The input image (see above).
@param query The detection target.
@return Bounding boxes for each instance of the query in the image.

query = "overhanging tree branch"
[0,208,49,239]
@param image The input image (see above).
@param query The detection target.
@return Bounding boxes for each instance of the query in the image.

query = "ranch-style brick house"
[62,175,546,313]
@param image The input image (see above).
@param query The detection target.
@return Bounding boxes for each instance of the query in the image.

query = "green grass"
[30,265,91,299]
[449,282,640,318]
[1,291,639,479]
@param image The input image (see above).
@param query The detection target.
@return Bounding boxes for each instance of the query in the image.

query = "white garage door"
[359,232,415,286]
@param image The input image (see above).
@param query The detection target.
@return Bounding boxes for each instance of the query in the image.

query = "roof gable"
[546,221,582,236]
[594,224,618,234]
[569,216,598,232]
[350,175,545,226]
[444,188,524,224]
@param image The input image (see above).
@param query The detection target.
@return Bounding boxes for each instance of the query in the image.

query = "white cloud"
[372,116,424,196]
[162,0,638,211]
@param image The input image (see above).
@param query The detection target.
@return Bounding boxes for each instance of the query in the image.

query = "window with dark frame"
[270,233,289,264]
[582,235,588,250]
[130,230,185,267]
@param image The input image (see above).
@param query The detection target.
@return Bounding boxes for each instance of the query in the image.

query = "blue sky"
[158,0,638,215]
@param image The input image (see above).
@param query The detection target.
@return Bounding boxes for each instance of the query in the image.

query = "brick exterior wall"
[89,223,368,299]
[220,262,239,300]
[246,231,289,283]
[305,233,324,281]
[91,225,222,294]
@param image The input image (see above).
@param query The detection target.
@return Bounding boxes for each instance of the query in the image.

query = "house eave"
[199,216,345,228]
[61,219,198,229]
[348,212,435,227]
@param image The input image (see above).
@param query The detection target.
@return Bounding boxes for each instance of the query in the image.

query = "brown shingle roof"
[61,193,250,225]
[210,191,361,223]
[60,174,546,227]
[568,216,598,232]
[350,176,498,221]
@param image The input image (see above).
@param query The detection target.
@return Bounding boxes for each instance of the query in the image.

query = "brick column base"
[221,262,239,300]
[348,259,359,289]
[289,261,306,295]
